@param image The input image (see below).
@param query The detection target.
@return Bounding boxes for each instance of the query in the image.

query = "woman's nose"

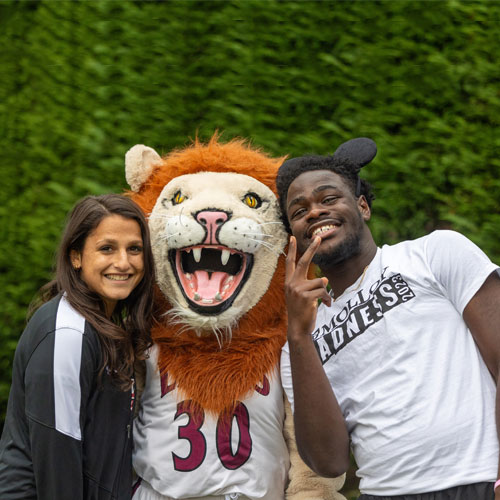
[114,249,131,269]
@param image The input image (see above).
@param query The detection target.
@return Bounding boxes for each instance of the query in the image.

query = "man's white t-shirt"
[281,230,499,495]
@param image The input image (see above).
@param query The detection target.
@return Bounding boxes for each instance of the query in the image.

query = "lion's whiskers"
[256,221,283,226]
[243,232,274,239]
[256,240,284,257]
[160,232,183,241]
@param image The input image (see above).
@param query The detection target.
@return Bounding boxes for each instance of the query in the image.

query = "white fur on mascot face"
[125,145,287,337]
[150,172,286,334]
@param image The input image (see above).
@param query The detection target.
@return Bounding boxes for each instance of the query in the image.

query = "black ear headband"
[332,137,377,197]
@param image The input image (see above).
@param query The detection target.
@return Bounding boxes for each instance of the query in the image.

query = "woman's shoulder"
[26,295,63,332]
[26,295,102,361]
[14,295,64,358]
[28,295,97,340]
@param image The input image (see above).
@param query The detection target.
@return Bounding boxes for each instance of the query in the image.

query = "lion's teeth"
[186,273,192,280]
[193,248,201,262]
[215,293,222,301]
[221,249,230,266]
[202,298,213,304]
[194,293,201,301]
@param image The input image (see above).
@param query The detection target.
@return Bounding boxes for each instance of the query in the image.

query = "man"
[277,138,500,500]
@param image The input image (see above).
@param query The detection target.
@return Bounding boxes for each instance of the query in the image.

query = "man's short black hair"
[276,153,375,234]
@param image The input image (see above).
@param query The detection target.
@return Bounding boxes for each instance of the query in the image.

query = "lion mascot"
[124,134,346,500]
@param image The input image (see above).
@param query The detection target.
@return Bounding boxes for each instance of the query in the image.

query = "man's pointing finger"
[296,236,322,275]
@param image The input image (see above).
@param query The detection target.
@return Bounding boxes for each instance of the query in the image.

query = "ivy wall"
[1,1,499,496]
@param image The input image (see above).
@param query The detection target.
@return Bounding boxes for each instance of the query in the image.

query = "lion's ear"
[125,144,162,192]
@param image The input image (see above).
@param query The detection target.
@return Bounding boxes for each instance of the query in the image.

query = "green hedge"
[1,2,499,495]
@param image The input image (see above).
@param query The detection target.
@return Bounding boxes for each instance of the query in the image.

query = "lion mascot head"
[126,134,288,413]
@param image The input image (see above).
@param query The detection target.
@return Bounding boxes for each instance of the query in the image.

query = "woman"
[0,194,155,500]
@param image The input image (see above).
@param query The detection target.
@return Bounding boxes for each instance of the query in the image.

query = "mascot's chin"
[125,134,346,500]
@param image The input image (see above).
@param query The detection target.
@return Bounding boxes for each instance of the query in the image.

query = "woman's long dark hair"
[36,194,155,390]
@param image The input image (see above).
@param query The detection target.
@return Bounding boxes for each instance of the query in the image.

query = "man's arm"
[284,236,350,477]
[463,271,500,498]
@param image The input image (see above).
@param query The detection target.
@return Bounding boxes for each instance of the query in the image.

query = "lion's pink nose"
[196,210,228,244]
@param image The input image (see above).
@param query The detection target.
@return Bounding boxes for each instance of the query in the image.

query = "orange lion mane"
[130,134,288,415]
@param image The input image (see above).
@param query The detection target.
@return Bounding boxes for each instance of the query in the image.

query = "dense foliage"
[1,1,499,496]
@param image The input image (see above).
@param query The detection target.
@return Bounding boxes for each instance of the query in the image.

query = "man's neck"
[321,234,378,300]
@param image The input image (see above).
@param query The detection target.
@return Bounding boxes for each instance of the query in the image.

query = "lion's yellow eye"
[173,191,185,205]
[244,194,259,209]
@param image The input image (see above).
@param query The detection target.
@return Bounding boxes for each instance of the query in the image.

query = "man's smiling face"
[286,169,370,268]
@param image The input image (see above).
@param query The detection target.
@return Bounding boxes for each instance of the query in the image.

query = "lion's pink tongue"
[193,271,227,299]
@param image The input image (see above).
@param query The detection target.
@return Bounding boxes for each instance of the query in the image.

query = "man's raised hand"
[285,236,332,340]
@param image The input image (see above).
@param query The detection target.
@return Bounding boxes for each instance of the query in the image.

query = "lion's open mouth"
[169,246,253,314]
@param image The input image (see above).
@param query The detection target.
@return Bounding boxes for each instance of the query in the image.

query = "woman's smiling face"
[71,214,145,316]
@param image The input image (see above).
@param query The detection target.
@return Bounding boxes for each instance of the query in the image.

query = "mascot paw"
[284,399,347,500]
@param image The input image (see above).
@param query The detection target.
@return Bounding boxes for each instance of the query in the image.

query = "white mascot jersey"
[134,347,289,500]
